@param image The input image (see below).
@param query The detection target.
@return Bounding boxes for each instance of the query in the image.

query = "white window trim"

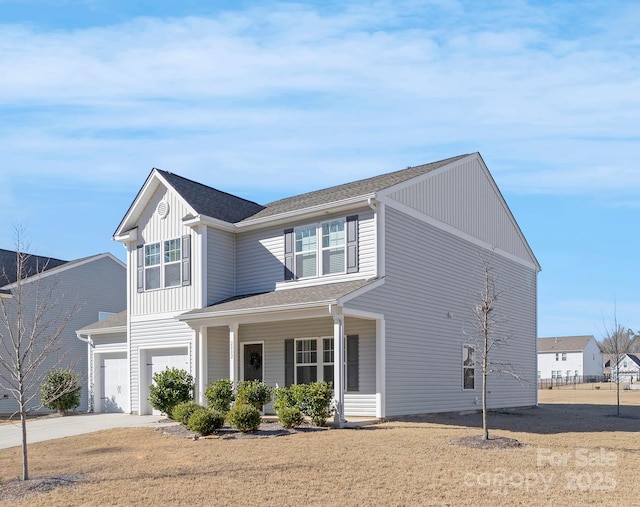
[462,344,475,390]
[293,218,347,280]
[143,237,182,291]
[294,336,334,384]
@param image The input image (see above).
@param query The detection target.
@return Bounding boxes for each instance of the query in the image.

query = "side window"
[144,243,161,290]
[138,236,190,291]
[463,345,475,390]
[163,239,181,287]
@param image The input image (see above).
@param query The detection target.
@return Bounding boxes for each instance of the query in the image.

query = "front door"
[243,343,263,381]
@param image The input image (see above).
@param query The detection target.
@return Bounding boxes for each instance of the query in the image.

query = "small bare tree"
[0,228,78,480]
[600,315,633,417]
[469,253,523,440]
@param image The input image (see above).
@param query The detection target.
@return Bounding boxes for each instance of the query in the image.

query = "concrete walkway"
[0,413,170,450]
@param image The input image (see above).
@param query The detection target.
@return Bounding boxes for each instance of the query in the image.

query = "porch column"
[333,312,346,427]
[229,323,239,384]
[197,326,207,405]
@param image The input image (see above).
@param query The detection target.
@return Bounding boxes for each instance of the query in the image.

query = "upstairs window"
[137,236,191,292]
[561,352,567,361]
[295,225,318,278]
[321,220,345,275]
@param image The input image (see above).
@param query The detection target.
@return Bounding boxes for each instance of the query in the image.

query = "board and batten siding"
[206,227,236,305]
[347,206,537,417]
[235,208,376,295]
[130,185,199,316]
[129,316,195,413]
[0,256,126,414]
[386,157,536,266]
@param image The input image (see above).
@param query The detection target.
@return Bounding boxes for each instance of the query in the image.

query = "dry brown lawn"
[1,385,638,506]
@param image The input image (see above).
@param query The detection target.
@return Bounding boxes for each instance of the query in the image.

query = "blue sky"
[1,0,638,338]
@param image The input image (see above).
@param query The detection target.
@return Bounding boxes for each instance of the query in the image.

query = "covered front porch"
[178,280,385,425]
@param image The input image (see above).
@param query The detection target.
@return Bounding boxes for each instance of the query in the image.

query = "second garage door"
[145,347,190,415]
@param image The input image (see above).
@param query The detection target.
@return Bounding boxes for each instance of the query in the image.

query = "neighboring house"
[537,336,603,381]
[77,152,540,422]
[0,249,126,414]
[612,354,640,383]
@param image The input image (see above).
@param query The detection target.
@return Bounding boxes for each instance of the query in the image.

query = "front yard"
[0,387,638,506]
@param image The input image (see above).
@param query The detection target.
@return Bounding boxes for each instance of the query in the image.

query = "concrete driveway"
[0,413,170,450]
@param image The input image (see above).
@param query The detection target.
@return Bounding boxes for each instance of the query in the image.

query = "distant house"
[538,336,603,381]
[0,249,126,414]
[612,354,640,383]
[78,153,540,421]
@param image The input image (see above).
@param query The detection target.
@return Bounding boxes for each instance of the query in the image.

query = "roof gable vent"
[157,200,170,219]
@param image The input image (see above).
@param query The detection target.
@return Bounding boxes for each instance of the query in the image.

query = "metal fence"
[537,375,610,390]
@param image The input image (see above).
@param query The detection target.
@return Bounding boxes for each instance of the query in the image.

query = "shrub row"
[274,382,334,427]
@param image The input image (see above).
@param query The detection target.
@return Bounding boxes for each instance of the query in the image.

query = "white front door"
[101,353,128,413]
[145,347,190,415]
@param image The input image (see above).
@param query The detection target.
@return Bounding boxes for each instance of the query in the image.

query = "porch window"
[323,338,334,384]
[463,345,475,390]
[295,339,317,384]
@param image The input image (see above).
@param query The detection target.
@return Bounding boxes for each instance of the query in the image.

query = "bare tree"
[469,253,524,440]
[0,228,78,480]
[600,315,633,417]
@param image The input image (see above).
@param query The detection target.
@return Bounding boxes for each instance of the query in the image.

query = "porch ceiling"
[178,278,382,326]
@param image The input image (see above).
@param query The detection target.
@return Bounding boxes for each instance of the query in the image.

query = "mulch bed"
[450,435,524,450]
[156,419,328,439]
[0,475,82,502]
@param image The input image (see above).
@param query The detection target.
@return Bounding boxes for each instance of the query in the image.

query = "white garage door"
[100,352,128,413]
[146,347,190,415]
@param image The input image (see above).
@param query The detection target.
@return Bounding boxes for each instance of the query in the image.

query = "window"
[538,371,541,379]
[295,339,317,384]
[551,371,556,379]
[289,218,347,279]
[561,353,567,361]
[295,226,317,278]
[555,353,559,361]
[323,338,334,384]
[321,220,345,275]
[463,345,475,390]
[138,236,190,292]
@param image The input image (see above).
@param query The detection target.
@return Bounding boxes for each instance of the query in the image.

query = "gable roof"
[156,170,265,223]
[0,248,68,287]
[241,154,470,222]
[619,353,640,368]
[77,309,127,334]
[538,335,596,353]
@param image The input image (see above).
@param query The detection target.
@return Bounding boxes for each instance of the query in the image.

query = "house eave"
[113,227,138,244]
[181,214,236,232]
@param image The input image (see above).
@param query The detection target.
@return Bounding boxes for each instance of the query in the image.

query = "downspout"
[367,197,377,212]
[76,332,94,413]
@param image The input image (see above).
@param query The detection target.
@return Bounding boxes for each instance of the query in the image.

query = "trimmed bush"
[273,386,296,412]
[171,401,202,425]
[226,403,261,432]
[288,382,334,427]
[148,368,194,416]
[188,408,225,436]
[204,379,235,414]
[277,406,305,429]
[40,368,82,414]
[236,380,272,410]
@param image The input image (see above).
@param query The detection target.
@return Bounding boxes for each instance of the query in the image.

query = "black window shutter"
[346,215,359,273]
[182,235,191,286]
[284,339,294,387]
[347,335,359,392]
[136,245,144,293]
[283,228,294,280]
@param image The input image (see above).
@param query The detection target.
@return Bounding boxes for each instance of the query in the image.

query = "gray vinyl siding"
[206,227,236,305]
[131,185,200,315]
[0,256,125,415]
[386,156,536,266]
[129,317,195,413]
[235,208,376,295]
[348,206,537,417]
[207,326,230,382]
[344,317,376,393]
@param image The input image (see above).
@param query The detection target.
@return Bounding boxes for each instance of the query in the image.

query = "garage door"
[100,352,128,413]
[145,347,190,415]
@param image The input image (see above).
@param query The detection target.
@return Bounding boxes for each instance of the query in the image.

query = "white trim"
[229,323,239,384]
[378,202,386,278]
[376,318,385,418]
[182,214,236,232]
[182,308,330,328]
[0,252,125,290]
[382,198,540,272]
[276,273,371,291]
[113,228,138,243]
[198,225,207,308]
[240,341,265,382]
[131,310,188,322]
[341,307,384,321]
[79,325,127,336]
[337,278,385,305]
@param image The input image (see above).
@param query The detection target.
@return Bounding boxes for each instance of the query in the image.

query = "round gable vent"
[157,200,170,219]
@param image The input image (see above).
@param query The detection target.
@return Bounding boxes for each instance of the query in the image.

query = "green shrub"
[226,403,261,432]
[273,386,296,412]
[148,368,194,416]
[289,382,334,426]
[204,379,235,414]
[40,368,82,414]
[277,406,305,429]
[187,408,225,436]
[171,401,202,425]
[235,380,272,409]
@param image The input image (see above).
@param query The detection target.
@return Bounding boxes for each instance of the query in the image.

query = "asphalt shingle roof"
[157,169,265,223]
[78,310,128,332]
[0,248,68,287]
[182,279,376,318]
[538,336,595,353]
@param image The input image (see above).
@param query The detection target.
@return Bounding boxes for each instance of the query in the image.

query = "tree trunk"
[20,396,29,480]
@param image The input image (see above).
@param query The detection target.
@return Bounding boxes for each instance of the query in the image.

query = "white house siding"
[583,339,603,377]
[129,316,195,414]
[235,208,376,295]
[91,333,128,412]
[347,206,537,417]
[130,185,199,316]
[538,339,603,379]
[0,256,126,414]
[206,227,236,305]
[207,326,230,382]
[386,157,536,266]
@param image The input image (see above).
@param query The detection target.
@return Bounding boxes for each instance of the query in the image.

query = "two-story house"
[77,153,540,423]
[0,249,126,414]
[537,335,603,381]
